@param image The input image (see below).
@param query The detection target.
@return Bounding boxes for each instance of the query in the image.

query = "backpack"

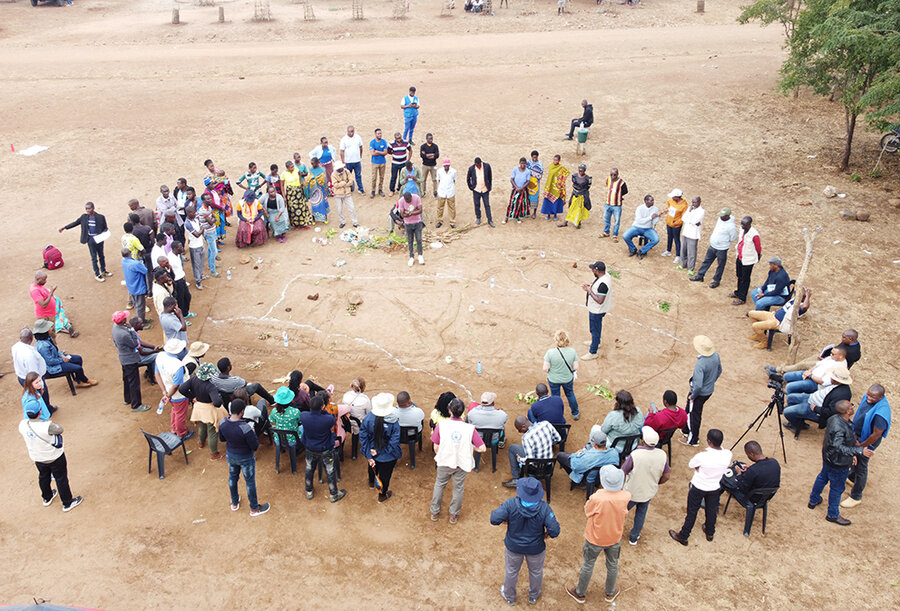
[42,245,64,270]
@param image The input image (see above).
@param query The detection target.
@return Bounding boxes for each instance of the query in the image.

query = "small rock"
[855,210,870,222]
[307,293,319,301]
[840,210,856,221]
[823,186,838,198]
[285,307,292,312]
[572,262,578,268]
[797,201,812,206]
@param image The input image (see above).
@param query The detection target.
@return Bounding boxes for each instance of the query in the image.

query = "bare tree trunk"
[840,109,857,172]
[786,227,821,364]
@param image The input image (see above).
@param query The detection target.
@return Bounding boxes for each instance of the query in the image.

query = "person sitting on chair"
[467,391,509,447]
[210,357,276,406]
[747,286,810,349]
[33,320,97,389]
[720,440,780,507]
[556,426,619,486]
[504,416,561,488]
[566,99,594,140]
[750,257,791,311]
[527,383,566,425]
[396,391,425,432]
[643,390,688,433]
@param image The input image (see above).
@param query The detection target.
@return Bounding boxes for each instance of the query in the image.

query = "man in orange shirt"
[663,188,688,261]
[566,465,630,604]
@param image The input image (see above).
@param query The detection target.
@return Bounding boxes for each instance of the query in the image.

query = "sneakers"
[211,271,220,278]
[435,222,443,228]
[449,513,459,524]
[605,588,621,602]
[565,585,586,604]
[488,221,496,228]
[231,496,241,511]
[330,489,348,503]
[500,586,515,606]
[572,412,580,421]
[581,353,598,361]
[678,436,698,447]
[673,257,682,266]
[131,404,151,413]
[840,497,862,509]
[408,258,414,267]
[418,255,424,265]
[250,502,270,517]
[378,190,385,197]
[43,489,58,507]
[306,490,314,500]
[502,478,518,488]
[102,270,113,277]
[370,190,375,198]
[764,365,778,376]
[95,275,105,282]
[687,270,696,276]
[629,535,640,546]
[661,250,672,256]
[431,512,440,521]
[62,496,83,512]
[675,265,687,271]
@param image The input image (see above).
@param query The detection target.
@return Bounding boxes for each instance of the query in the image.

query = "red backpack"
[43,245,64,270]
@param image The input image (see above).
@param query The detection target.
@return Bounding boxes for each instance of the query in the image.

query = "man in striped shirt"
[504,416,561,487]
[388,132,412,196]
[600,168,629,240]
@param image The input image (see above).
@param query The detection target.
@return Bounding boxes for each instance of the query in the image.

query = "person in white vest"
[621,427,670,545]
[430,398,487,524]
[581,261,612,361]
[19,402,83,512]
[731,216,761,305]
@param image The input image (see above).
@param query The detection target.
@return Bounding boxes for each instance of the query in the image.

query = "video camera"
[767,372,784,391]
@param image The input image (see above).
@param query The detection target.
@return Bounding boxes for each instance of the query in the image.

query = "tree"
[738,0,805,39]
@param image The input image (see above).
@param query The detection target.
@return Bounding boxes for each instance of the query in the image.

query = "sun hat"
[33,319,53,334]
[599,465,625,492]
[516,477,544,503]
[668,188,683,198]
[112,310,129,324]
[187,341,210,357]
[641,425,660,446]
[590,425,607,447]
[767,256,783,266]
[163,338,186,355]
[196,362,218,381]
[371,392,395,417]
[693,335,716,357]
[830,367,852,385]
[480,391,497,405]
[718,207,732,217]
[243,189,257,202]
[274,386,295,405]
[442,158,451,165]
[333,161,345,170]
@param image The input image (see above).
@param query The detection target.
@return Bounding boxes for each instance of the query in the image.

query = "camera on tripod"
[767,372,784,391]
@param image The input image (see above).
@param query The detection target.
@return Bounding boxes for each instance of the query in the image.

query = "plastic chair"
[722,486,779,537]
[570,464,603,500]
[553,423,571,453]
[141,429,188,479]
[657,428,678,463]
[44,370,76,396]
[522,458,555,503]
[399,422,423,469]
[766,328,792,351]
[348,415,362,460]
[473,427,503,473]
[273,429,302,474]
[611,434,642,466]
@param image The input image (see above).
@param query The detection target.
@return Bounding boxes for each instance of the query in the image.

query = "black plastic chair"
[553,423,571,453]
[570,464,604,500]
[473,427,503,473]
[522,458,555,503]
[45,370,76,396]
[657,428,678,463]
[761,280,795,312]
[766,328,793,351]
[611,434,642,466]
[141,429,188,479]
[399,422,424,469]
[274,429,302,474]
[722,486,779,537]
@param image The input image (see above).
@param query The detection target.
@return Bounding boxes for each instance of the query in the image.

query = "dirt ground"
[1,0,898,608]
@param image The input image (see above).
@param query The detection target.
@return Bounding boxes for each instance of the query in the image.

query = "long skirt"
[236,217,268,248]
[527,177,541,211]
[541,196,565,216]
[285,185,314,228]
[214,209,227,240]
[311,189,330,222]
[53,296,72,333]
[268,209,290,237]
[506,189,529,220]
[565,194,590,226]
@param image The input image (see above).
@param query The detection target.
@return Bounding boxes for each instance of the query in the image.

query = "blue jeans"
[783,401,819,427]
[622,226,659,255]
[227,454,259,510]
[508,444,526,478]
[203,230,218,274]
[403,115,417,142]
[809,462,849,518]
[588,312,606,354]
[58,354,89,383]
[549,378,579,417]
[603,205,622,236]
[751,288,787,311]
[345,161,364,191]
[627,500,650,542]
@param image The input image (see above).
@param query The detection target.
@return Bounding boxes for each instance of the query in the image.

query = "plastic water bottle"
[547,283,552,291]
[476,361,482,374]
[226,268,232,280]
[282,331,289,347]
[157,399,166,415]
[490,277,495,289]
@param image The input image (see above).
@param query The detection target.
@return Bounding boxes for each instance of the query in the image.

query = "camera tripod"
[731,387,787,463]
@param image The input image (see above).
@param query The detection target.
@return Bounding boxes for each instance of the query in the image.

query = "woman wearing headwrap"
[235,189,268,248]
[360,393,402,503]
[558,164,592,229]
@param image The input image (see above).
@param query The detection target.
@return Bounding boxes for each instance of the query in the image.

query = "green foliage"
[608,268,621,279]
[738,0,805,38]
[587,382,615,400]
[849,172,862,181]
[860,69,900,130]
[871,167,882,178]
[658,300,671,312]
[515,391,538,405]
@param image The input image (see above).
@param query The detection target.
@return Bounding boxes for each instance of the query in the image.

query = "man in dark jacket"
[466,157,493,226]
[808,401,873,525]
[721,440,780,506]
[300,394,347,503]
[219,398,269,516]
[566,99,594,139]
[59,201,111,282]
[491,477,560,605]
[751,257,790,310]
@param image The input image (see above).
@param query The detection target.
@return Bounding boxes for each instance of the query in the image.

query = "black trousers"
[173,278,192,315]
[568,118,588,138]
[684,394,711,446]
[121,363,142,409]
[679,484,722,539]
[86,239,107,277]
[371,459,398,494]
[735,260,754,301]
[696,247,728,283]
[36,453,73,506]
[389,164,405,193]
[473,191,493,222]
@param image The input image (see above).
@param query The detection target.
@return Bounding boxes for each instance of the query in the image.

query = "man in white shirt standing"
[677,196,705,275]
[12,328,52,408]
[622,195,661,260]
[436,158,458,229]
[339,125,364,193]
[669,429,732,545]
[690,207,738,289]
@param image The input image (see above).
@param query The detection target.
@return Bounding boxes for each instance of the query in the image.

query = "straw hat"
[187,341,210,358]
[693,335,716,357]
[830,367,852,385]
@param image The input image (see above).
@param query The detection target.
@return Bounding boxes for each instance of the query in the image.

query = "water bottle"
[226,268,232,280]
[282,331,289,347]
[157,399,166,415]
[490,277,495,289]
[476,361,482,374]
[547,283,552,291]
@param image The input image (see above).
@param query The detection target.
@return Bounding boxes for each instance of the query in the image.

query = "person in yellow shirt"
[663,189,688,262]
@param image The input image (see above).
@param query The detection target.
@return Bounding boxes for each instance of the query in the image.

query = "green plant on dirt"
[515,391,538,405]
[849,172,862,182]
[608,268,621,279]
[658,301,671,312]
[587,381,615,400]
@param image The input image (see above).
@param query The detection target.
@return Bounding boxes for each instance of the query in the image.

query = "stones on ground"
[855,210,870,222]
[823,186,838,198]
[840,210,856,221]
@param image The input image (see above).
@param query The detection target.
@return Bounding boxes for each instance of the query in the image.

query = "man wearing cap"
[436,158,459,228]
[121,247,150,325]
[431,398,486,523]
[467,391,509,447]
[331,162,359,229]
[783,343,847,409]
[339,125,365,193]
[111,311,150,412]
[491,477,561,605]
[750,256,790,310]
[581,261,612,361]
[219,398,270,516]
[179,362,226,460]
[19,405,83,512]
[466,157,494,227]
[690,207,738,289]
[720,440,780,509]
[731,216,762,305]
[681,335,722,447]
[556,426,619,486]
[622,195,661,259]
[401,86,419,144]
[843,384,890,509]
[33,319,96,389]
[566,99,594,140]
[670,428,731,545]
[662,189,687,259]
[622,427,670,545]
[12,328,52,409]
[566,464,630,604]
[785,366,853,433]
[419,133,440,198]
[155,338,194,440]
[505,415,561,488]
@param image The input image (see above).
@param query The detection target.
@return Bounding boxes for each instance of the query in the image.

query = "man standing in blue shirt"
[369,128,389,198]
[528,384,566,424]
[121,247,149,325]
[219,398,270,516]
[300,394,347,503]
[401,86,420,144]
[842,384,890,509]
